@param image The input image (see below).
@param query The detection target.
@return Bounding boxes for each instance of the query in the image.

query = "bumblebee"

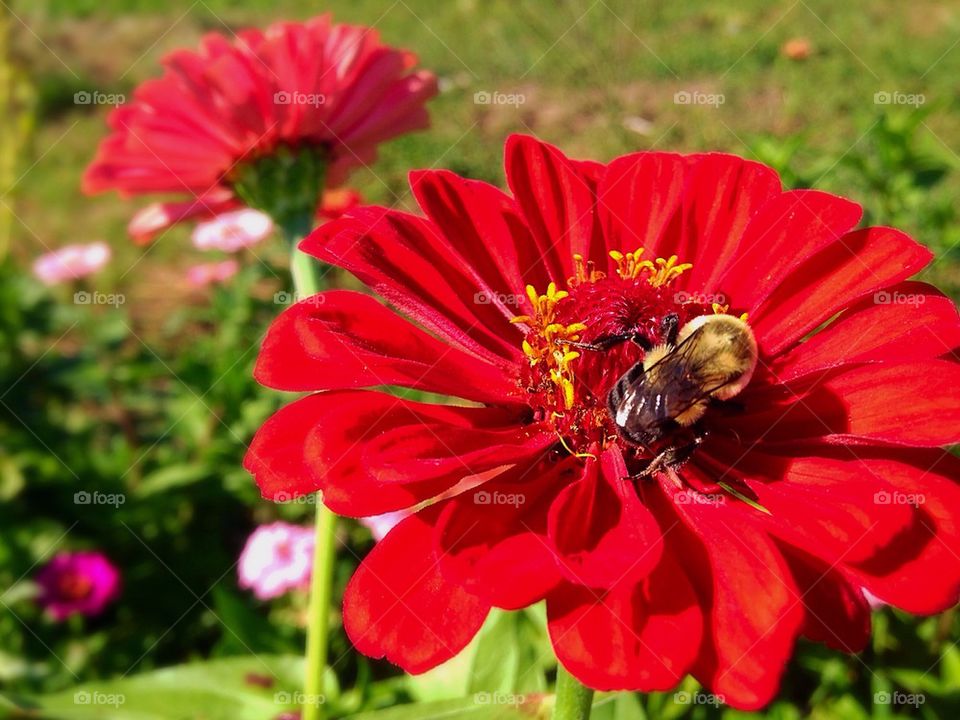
[567,312,757,476]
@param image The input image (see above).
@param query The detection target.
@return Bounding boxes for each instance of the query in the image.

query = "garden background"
[1,0,959,718]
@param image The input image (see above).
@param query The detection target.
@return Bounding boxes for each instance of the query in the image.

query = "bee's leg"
[633,430,707,479]
[660,312,681,346]
[557,333,634,353]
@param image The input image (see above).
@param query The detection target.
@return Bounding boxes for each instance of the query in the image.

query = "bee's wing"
[650,327,741,417]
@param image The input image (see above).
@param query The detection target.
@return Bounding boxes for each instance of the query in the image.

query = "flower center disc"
[514,249,734,463]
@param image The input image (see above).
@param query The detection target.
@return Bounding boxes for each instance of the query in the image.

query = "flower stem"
[282,219,335,720]
[552,666,594,720]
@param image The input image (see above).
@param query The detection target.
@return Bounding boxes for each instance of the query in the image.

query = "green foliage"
[3,1,960,718]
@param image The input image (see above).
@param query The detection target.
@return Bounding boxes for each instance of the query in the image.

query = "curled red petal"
[546,448,663,588]
[303,207,522,365]
[343,509,490,674]
[752,226,933,354]
[547,549,703,692]
[435,460,572,609]
[244,390,549,516]
[255,290,521,405]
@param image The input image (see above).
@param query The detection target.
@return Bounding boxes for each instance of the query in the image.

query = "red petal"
[547,449,663,588]
[244,390,549,516]
[780,544,871,653]
[303,207,522,365]
[844,450,960,614]
[752,227,933,355]
[547,550,703,691]
[737,360,960,447]
[343,509,490,674]
[504,134,600,277]
[409,169,552,292]
[597,151,686,257]
[772,281,960,382]
[661,481,803,710]
[708,189,862,309]
[435,460,572,609]
[668,154,781,289]
[693,454,916,566]
[254,290,520,405]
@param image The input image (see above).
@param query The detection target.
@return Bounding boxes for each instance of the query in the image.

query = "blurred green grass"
[4,2,960,717]
[9,0,960,326]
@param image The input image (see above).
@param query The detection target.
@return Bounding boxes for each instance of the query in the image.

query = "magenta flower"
[238,522,314,600]
[35,551,121,621]
[32,242,111,285]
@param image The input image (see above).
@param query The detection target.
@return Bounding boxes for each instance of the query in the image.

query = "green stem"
[281,220,336,720]
[552,666,595,720]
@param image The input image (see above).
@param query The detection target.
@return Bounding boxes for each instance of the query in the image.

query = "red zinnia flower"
[83,15,436,242]
[245,135,960,709]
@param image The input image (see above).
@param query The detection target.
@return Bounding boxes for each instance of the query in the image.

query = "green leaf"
[5,655,320,720]
[468,608,551,695]
[347,695,547,720]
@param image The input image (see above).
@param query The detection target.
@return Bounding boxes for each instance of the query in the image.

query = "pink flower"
[186,259,240,287]
[192,209,274,253]
[359,510,409,542]
[35,551,121,620]
[238,522,314,600]
[32,242,111,285]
